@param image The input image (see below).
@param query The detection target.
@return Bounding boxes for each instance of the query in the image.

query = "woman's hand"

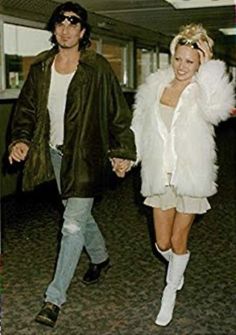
[9,142,29,164]
[110,158,133,178]
[197,40,213,64]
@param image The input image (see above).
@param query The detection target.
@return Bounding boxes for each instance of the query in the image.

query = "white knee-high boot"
[155,243,171,262]
[155,243,184,291]
[155,251,190,327]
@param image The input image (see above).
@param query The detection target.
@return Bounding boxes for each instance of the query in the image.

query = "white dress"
[144,103,211,214]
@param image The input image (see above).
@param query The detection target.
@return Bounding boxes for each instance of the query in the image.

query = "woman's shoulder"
[145,67,173,85]
[195,59,227,86]
[136,67,173,94]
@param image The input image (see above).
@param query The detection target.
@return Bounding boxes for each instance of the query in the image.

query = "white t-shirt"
[48,62,75,147]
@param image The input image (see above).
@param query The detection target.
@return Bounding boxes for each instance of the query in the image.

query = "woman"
[131,24,235,326]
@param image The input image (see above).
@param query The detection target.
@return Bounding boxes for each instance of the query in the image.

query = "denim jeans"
[45,148,109,307]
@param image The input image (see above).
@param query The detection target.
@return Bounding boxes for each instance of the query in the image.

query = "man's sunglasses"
[178,38,199,49]
[55,14,83,25]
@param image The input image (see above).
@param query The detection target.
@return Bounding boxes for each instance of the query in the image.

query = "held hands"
[110,158,133,178]
[196,40,213,64]
[8,142,29,165]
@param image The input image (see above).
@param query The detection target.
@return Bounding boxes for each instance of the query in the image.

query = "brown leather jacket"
[10,47,136,198]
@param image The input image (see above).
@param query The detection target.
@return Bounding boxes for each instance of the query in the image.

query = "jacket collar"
[32,47,97,68]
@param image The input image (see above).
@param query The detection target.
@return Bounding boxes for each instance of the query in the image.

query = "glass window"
[159,52,170,69]
[2,23,134,91]
[101,41,127,86]
[90,37,131,87]
[136,48,156,86]
[229,66,236,86]
[4,23,51,89]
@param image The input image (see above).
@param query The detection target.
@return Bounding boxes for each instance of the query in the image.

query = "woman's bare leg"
[153,207,176,251]
[155,212,194,326]
[171,212,195,254]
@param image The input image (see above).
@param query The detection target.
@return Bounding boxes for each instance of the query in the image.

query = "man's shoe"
[35,302,60,327]
[82,258,111,285]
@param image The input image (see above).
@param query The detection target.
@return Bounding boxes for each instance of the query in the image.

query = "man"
[8,1,136,327]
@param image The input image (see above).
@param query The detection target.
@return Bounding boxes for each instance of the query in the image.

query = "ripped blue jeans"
[45,148,109,307]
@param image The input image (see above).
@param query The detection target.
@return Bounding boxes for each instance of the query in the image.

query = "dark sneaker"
[82,258,111,285]
[35,302,60,327]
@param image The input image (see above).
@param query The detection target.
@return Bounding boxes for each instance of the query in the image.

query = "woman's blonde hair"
[170,23,214,55]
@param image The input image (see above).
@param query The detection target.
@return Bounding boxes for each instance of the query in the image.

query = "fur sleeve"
[196,60,235,125]
[131,82,148,163]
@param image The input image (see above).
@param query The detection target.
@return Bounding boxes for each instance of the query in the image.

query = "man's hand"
[9,142,29,164]
[110,158,133,178]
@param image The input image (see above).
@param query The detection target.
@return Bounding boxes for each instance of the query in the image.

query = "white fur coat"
[131,60,235,197]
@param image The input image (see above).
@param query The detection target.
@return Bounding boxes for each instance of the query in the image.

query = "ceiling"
[1,0,236,65]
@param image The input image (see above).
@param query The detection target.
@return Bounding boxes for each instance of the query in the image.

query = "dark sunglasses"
[55,14,82,25]
[178,38,199,49]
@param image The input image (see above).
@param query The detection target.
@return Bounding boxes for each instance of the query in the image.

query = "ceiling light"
[165,0,234,9]
[219,27,236,35]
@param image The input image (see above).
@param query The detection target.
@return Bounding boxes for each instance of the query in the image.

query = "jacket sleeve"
[196,60,235,125]
[107,71,136,161]
[9,65,37,146]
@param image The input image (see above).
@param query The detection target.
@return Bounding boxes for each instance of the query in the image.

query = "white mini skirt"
[144,184,211,214]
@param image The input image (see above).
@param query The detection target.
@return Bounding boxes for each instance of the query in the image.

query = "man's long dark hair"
[46,1,91,50]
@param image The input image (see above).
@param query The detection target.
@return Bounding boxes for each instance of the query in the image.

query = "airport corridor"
[2,119,236,335]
